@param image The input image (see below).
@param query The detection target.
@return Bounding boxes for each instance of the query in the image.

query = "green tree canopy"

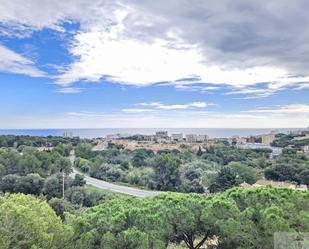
[0,193,73,249]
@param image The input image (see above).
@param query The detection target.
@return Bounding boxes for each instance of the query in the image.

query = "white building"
[106,134,121,141]
[293,134,309,141]
[63,132,73,138]
[185,134,208,143]
[171,133,183,141]
[196,134,209,142]
[236,142,282,158]
[186,134,197,143]
[155,131,168,138]
[143,135,154,141]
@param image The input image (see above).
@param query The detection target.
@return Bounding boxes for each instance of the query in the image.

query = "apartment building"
[261,134,276,144]
[171,133,183,141]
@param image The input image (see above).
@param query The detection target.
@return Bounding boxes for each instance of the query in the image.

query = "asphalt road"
[69,154,158,198]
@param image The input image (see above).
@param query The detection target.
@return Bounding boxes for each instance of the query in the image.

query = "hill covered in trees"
[0,135,308,248]
[1,187,309,249]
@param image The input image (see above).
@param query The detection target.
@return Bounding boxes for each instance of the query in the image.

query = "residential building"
[186,134,198,143]
[196,134,209,142]
[37,147,54,152]
[293,134,309,141]
[231,135,247,144]
[171,133,183,141]
[106,134,120,141]
[261,134,276,144]
[290,130,303,136]
[236,142,282,158]
[253,179,296,189]
[298,184,308,190]
[247,136,256,143]
[241,179,307,190]
[155,131,168,138]
[63,132,73,138]
[143,135,154,141]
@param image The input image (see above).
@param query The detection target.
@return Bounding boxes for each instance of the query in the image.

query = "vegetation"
[1,187,309,249]
[0,194,73,249]
[0,138,117,214]
[1,134,308,196]
[0,134,308,248]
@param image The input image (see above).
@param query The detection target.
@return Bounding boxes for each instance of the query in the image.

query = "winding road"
[69,154,158,198]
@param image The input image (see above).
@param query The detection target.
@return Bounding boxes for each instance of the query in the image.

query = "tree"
[75,157,92,173]
[18,153,41,174]
[299,169,309,185]
[131,149,150,167]
[0,149,20,174]
[72,193,240,249]
[66,186,86,205]
[54,144,73,157]
[0,174,19,193]
[227,161,259,184]
[222,187,309,249]
[152,154,181,191]
[15,174,44,195]
[180,167,204,193]
[43,173,72,199]
[48,198,76,220]
[0,193,73,249]
[75,143,93,159]
[124,167,155,189]
[0,163,6,177]
[264,163,300,182]
[55,157,72,174]
[208,167,237,193]
[72,174,86,187]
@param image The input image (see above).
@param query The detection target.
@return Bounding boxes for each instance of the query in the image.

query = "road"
[69,154,158,198]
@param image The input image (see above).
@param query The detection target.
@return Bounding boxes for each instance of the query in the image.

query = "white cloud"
[246,104,309,114]
[0,44,45,77]
[136,101,214,110]
[1,1,309,95]
[139,102,162,107]
[190,102,212,108]
[0,0,119,36]
[55,87,83,94]
[56,25,303,92]
[121,108,157,113]
[175,84,221,93]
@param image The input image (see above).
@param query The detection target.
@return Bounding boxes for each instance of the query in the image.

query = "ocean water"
[0,128,305,139]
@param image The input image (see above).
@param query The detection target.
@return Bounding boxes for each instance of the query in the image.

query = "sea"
[0,128,306,139]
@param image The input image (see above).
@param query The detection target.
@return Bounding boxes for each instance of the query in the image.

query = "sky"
[0,0,308,128]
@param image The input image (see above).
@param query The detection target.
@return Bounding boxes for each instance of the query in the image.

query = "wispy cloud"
[137,101,215,110]
[55,87,83,94]
[0,44,45,77]
[121,108,157,113]
[66,111,106,117]
[175,84,221,93]
[245,104,309,114]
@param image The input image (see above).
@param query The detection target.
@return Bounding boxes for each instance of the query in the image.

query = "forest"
[0,134,308,248]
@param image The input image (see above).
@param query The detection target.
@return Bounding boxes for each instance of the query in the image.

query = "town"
[89,129,309,157]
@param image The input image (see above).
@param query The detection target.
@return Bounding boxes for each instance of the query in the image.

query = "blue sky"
[0,0,308,128]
